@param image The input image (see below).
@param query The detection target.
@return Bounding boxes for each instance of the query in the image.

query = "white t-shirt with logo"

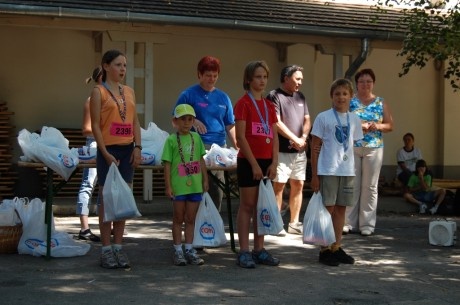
[311,108,363,176]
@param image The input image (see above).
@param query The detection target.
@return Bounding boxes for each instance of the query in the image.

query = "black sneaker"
[333,247,355,264]
[78,229,101,242]
[319,249,340,266]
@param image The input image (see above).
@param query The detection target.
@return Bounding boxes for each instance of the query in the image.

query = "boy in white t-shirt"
[310,78,363,266]
[396,132,422,186]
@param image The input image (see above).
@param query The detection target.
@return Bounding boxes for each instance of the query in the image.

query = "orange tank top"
[96,84,136,146]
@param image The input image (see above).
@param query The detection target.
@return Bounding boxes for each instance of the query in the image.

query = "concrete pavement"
[1,196,459,305]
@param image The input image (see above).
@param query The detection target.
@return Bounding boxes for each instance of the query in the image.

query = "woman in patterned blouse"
[344,68,394,236]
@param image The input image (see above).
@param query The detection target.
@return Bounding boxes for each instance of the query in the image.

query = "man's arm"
[276,114,310,150]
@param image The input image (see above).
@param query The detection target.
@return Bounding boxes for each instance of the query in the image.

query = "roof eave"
[0,3,406,41]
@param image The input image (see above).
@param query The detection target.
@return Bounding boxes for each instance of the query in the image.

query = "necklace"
[176,132,195,186]
[103,82,127,122]
[247,92,271,144]
[332,108,350,161]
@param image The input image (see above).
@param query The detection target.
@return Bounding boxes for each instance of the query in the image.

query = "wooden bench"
[379,178,460,197]
[38,128,167,198]
[0,101,15,197]
[36,165,166,198]
[432,179,460,190]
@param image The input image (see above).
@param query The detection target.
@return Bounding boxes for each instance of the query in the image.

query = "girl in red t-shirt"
[233,60,279,268]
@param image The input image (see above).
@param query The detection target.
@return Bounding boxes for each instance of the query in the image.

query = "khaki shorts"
[273,152,307,183]
[320,176,354,207]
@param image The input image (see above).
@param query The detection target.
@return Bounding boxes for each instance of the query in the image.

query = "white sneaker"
[276,229,287,237]
[185,248,204,265]
[361,229,372,236]
[419,203,427,214]
[288,222,303,235]
[343,225,351,234]
[429,206,438,215]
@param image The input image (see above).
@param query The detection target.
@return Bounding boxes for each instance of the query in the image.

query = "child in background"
[77,66,102,242]
[310,78,363,266]
[396,132,423,187]
[405,159,446,214]
[234,60,280,268]
[162,104,209,266]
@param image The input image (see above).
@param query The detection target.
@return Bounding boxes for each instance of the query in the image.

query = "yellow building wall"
[1,20,458,180]
[442,77,460,178]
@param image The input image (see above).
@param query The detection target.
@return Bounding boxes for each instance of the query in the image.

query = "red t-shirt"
[234,93,278,159]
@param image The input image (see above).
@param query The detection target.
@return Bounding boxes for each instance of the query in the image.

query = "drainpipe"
[344,38,370,80]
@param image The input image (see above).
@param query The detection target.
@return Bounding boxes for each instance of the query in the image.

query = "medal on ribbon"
[333,108,350,162]
[177,132,195,187]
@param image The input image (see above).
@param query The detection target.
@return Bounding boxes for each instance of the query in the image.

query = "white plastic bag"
[103,163,141,222]
[256,179,284,235]
[226,147,238,166]
[17,127,79,180]
[140,122,169,165]
[38,126,69,149]
[15,198,50,256]
[0,198,21,226]
[204,144,231,167]
[33,144,79,181]
[15,197,90,257]
[192,192,227,248]
[140,151,156,165]
[77,143,97,163]
[302,192,336,246]
[17,128,40,162]
[33,231,91,257]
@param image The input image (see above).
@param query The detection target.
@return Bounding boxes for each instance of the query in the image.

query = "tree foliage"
[375,0,460,89]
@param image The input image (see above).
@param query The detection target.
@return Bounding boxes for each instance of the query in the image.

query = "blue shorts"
[174,193,202,202]
[96,144,134,186]
[412,191,436,203]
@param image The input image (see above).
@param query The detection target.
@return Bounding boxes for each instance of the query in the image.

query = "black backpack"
[437,189,460,216]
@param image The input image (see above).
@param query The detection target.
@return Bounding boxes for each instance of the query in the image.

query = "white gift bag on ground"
[256,179,284,235]
[0,198,22,226]
[33,231,90,257]
[193,192,227,248]
[15,197,90,257]
[103,163,141,222]
[15,198,50,256]
[302,192,336,246]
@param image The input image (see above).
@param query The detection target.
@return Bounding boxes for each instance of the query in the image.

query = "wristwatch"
[134,144,143,150]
